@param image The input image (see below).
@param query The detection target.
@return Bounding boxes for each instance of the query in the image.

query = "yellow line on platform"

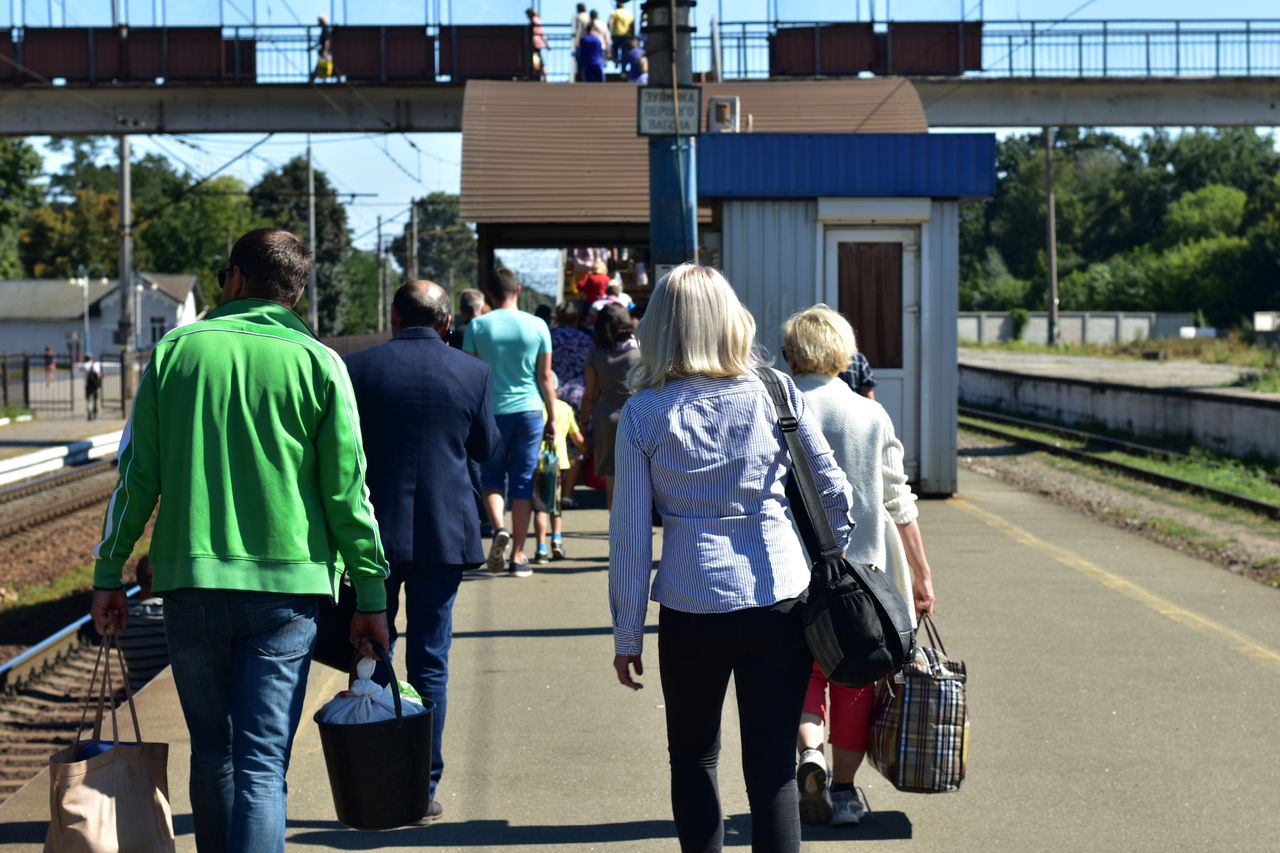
[952,496,1280,671]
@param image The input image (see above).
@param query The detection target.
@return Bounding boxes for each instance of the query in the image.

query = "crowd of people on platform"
[527,1,648,83]
[88,227,935,852]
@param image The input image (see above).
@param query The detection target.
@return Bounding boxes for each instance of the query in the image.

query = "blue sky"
[14,0,1280,250]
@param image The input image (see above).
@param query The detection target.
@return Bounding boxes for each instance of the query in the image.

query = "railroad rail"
[0,587,139,801]
[958,407,1280,521]
[0,458,119,540]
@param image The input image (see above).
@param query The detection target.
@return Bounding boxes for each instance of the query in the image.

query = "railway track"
[0,589,140,802]
[0,459,119,540]
[958,408,1280,520]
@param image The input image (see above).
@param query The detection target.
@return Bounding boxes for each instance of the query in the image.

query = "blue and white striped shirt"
[609,371,855,655]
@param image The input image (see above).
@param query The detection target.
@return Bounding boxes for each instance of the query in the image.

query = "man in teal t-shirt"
[463,268,558,576]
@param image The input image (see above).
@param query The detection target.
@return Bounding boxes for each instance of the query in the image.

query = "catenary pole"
[1045,126,1059,346]
[375,215,384,333]
[307,143,319,332]
[409,202,419,282]
[118,135,134,405]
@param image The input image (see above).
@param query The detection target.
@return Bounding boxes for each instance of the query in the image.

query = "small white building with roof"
[0,273,204,356]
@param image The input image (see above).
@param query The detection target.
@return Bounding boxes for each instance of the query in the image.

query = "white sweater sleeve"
[880,413,918,526]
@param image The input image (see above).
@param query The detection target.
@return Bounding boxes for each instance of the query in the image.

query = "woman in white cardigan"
[781,305,937,828]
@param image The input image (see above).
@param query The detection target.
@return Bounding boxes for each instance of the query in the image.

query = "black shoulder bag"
[756,368,916,688]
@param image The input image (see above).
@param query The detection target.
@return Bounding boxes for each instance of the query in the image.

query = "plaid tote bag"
[868,614,969,793]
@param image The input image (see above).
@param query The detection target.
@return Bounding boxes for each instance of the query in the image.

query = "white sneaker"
[797,748,833,826]
[830,787,868,826]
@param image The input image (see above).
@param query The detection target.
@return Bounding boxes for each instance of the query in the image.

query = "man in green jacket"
[90,228,389,853]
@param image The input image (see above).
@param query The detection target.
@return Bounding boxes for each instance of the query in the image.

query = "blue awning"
[697,133,996,200]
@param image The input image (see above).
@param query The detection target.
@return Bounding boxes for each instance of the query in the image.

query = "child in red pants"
[797,664,875,826]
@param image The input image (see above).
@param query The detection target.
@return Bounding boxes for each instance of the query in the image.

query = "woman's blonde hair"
[629,263,758,390]
[782,304,858,378]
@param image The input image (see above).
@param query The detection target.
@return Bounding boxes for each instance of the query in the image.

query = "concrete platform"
[0,419,127,462]
[2,468,1278,851]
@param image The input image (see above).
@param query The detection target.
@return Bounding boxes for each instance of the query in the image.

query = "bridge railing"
[496,19,1280,81]
[4,19,1279,85]
[978,19,1280,77]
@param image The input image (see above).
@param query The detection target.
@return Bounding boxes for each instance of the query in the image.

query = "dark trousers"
[658,603,811,853]
[386,561,466,800]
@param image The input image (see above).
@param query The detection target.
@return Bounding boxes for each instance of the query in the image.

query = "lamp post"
[134,283,144,350]
[77,275,91,357]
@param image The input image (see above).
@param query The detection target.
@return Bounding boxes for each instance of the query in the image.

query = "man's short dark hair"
[228,228,311,306]
[487,268,520,301]
[393,283,452,331]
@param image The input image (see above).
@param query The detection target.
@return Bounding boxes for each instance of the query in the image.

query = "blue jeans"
[480,410,545,501]
[385,562,464,800]
[163,589,318,853]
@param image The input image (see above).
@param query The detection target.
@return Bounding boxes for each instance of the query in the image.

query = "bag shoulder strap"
[755,368,842,561]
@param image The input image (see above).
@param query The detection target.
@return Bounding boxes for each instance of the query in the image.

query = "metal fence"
[0,353,125,420]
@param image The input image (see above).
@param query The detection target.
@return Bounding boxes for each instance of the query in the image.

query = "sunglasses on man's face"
[217,267,231,287]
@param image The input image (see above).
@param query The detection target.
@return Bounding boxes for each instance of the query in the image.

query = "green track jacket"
[93,299,389,612]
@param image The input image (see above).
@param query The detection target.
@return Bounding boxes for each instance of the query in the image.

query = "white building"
[0,273,204,356]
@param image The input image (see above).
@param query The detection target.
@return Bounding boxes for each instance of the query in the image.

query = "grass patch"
[1253,557,1280,588]
[963,335,1277,368]
[959,408,1280,503]
[1233,370,1280,393]
[1145,516,1233,552]
[0,563,95,629]
[0,405,34,419]
[1048,456,1280,541]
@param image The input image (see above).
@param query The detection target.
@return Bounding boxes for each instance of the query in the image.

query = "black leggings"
[658,603,812,853]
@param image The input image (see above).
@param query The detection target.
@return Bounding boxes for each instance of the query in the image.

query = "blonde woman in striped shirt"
[609,264,854,853]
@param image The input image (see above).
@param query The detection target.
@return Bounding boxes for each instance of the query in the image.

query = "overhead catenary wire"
[133,133,275,228]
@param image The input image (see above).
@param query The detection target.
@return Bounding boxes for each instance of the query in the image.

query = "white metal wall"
[721,198,960,495]
[721,200,820,364]
[921,201,959,495]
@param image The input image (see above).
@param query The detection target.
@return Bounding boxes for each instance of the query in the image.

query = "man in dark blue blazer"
[345,280,500,821]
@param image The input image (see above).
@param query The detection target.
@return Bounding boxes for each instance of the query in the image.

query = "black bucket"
[314,650,435,830]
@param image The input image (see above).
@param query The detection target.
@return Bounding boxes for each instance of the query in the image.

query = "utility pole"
[409,202,419,282]
[306,143,319,332]
[118,135,134,405]
[1045,126,1059,346]
[375,215,384,333]
[643,0,698,276]
[383,243,392,332]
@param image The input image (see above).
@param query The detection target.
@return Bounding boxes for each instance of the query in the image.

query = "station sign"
[637,86,702,136]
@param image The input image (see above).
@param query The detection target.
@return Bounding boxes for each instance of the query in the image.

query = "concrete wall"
[959,311,1196,346]
[959,365,1280,463]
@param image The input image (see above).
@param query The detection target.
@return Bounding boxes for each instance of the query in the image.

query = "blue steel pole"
[648,137,697,267]
[644,1,698,271]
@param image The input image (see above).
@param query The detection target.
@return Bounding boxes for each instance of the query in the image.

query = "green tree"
[0,139,43,277]
[340,249,383,335]
[962,127,1280,326]
[389,193,477,299]
[45,136,116,200]
[19,189,120,278]
[248,157,353,336]
[137,175,262,307]
[1162,184,1247,245]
